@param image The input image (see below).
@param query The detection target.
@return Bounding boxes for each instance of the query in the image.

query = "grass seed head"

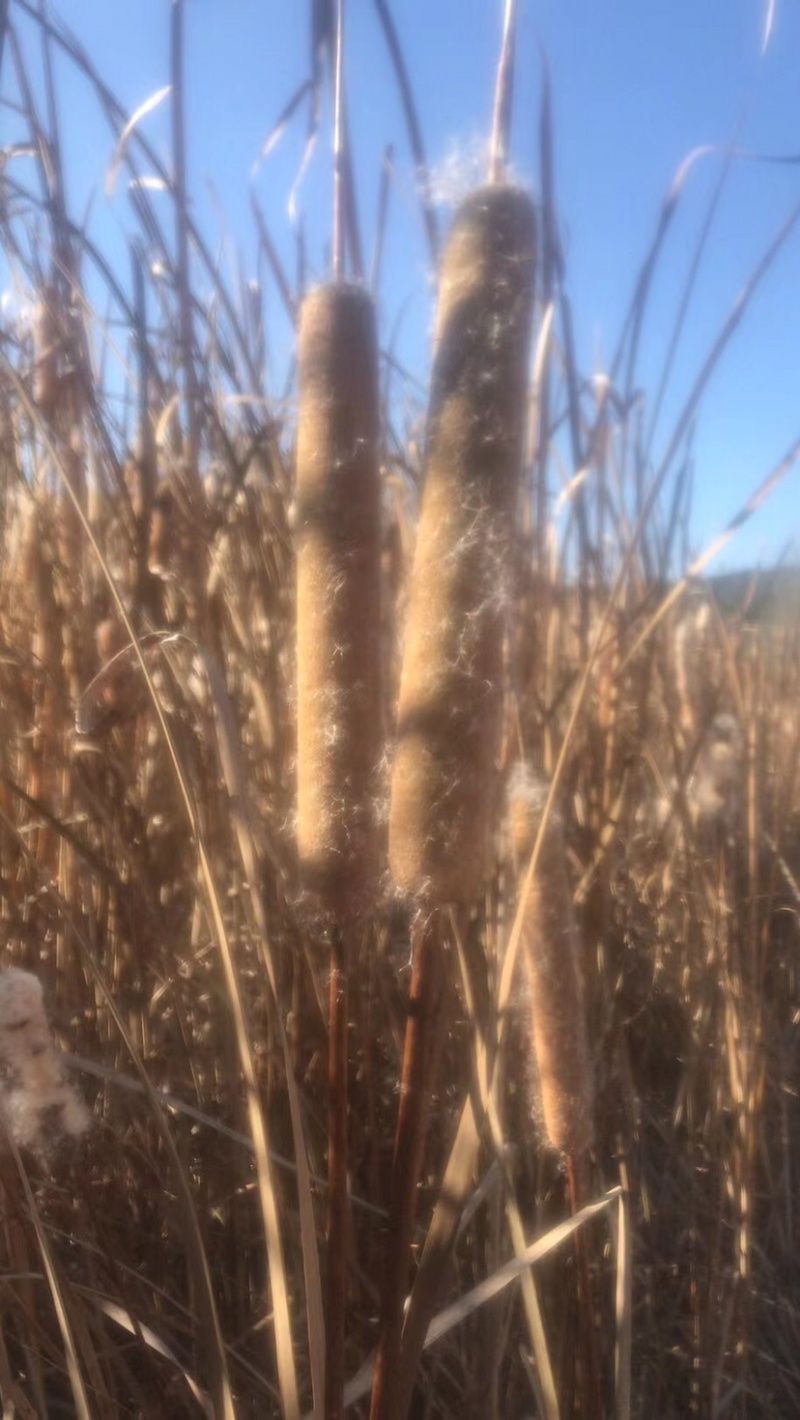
[390,186,536,903]
[295,282,383,918]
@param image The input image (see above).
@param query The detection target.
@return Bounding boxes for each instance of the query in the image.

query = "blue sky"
[6,0,800,571]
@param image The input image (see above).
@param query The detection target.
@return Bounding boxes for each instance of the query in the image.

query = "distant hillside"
[707,567,800,624]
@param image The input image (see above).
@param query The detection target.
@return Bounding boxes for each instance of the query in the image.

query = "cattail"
[295,282,382,918]
[0,969,89,1154]
[674,595,718,742]
[508,767,593,1160]
[32,285,60,416]
[148,484,176,577]
[389,186,536,904]
[56,425,85,599]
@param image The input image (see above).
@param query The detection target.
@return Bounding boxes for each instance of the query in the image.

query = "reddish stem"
[326,922,349,1420]
[369,913,443,1420]
[566,1152,603,1418]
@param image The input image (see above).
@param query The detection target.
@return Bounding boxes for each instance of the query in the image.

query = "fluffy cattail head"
[295,283,382,918]
[688,711,743,832]
[508,768,594,1160]
[389,187,536,904]
[0,968,90,1155]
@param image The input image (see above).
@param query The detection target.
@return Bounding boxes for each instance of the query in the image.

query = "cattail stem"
[566,1153,603,1420]
[369,914,444,1420]
[326,922,349,1420]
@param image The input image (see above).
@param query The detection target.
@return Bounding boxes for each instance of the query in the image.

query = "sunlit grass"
[0,2,798,1417]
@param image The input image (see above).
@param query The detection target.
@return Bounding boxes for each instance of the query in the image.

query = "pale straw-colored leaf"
[105,84,171,196]
[762,0,776,55]
[613,1189,632,1420]
[90,1298,214,1418]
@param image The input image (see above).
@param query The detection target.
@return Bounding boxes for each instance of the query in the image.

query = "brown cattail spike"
[390,186,536,903]
[32,284,60,416]
[295,282,382,917]
[509,766,594,1160]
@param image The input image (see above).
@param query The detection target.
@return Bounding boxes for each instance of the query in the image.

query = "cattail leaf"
[105,84,171,197]
[330,1188,621,1414]
[252,78,313,177]
[762,0,776,55]
[91,1299,214,1419]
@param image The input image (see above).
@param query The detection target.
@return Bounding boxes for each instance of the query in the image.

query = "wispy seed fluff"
[0,969,90,1155]
[389,187,536,904]
[508,768,594,1160]
[688,711,743,833]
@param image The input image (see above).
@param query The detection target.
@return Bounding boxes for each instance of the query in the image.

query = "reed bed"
[0,3,798,1419]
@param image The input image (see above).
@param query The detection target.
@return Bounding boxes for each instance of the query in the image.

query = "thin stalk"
[332,0,345,280]
[566,1154,603,1419]
[326,922,349,1420]
[642,107,748,471]
[170,0,199,481]
[489,0,517,184]
[341,93,364,279]
[369,914,444,1420]
[370,144,394,293]
[0,0,9,82]
[251,193,298,321]
[372,0,438,267]
[131,243,155,613]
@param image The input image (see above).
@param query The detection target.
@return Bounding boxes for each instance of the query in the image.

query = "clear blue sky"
[6,0,800,571]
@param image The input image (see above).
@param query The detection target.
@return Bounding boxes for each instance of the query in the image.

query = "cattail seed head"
[390,187,536,903]
[674,597,718,742]
[295,283,382,918]
[32,285,60,415]
[508,768,594,1160]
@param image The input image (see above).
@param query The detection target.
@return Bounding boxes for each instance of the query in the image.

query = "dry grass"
[0,4,798,1419]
